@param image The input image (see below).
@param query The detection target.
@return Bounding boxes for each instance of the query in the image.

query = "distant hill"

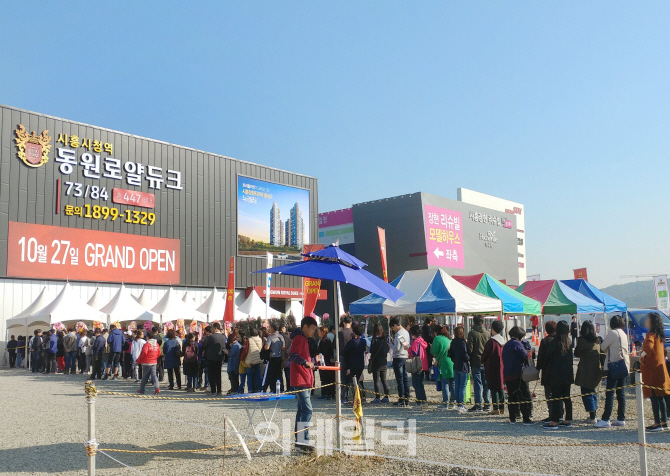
[601,280,656,309]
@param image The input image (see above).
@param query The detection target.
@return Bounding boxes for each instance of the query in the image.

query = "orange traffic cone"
[535,331,540,345]
[631,344,638,357]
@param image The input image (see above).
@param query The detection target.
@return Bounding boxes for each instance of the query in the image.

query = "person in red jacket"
[136,331,161,395]
[289,316,318,453]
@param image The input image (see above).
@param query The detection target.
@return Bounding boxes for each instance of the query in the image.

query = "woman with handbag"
[163,329,183,390]
[368,323,390,403]
[502,326,533,425]
[409,325,429,408]
[542,321,574,429]
[574,321,601,424]
[450,326,470,413]
[595,315,630,428]
[640,312,670,432]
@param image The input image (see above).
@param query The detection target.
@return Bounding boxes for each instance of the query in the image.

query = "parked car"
[625,309,670,350]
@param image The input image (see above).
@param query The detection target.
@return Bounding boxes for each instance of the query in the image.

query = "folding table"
[224,392,296,453]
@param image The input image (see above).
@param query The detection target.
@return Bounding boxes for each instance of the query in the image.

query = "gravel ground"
[1,367,669,476]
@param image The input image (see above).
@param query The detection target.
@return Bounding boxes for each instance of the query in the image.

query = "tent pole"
[333,280,342,451]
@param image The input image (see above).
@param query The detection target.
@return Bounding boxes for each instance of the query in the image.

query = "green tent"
[452,273,542,315]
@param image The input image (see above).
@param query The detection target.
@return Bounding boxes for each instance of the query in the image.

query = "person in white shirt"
[594,315,630,428]
[390,317,411,407]
[131,330,147,383]
[78,331,90,374]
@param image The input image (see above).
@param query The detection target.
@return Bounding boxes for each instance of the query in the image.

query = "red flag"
[223,257,235,322]
[302,244,324,317]
[377,227,388,283]
[573,268,588,281]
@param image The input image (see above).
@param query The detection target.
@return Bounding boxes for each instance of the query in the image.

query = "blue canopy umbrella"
[254,244,403,449]
[253,246,405,303]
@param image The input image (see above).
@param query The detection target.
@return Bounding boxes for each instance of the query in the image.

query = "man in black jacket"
[91,329,107,380]
[570,317,579,349]
[206,322,226,396]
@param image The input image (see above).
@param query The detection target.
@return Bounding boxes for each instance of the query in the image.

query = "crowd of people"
[10,310,670,453]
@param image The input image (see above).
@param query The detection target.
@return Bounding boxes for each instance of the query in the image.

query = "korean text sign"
[7,221,180,284]
[424,205,464,269]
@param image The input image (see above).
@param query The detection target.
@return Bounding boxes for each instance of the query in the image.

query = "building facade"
[0,105,318,350]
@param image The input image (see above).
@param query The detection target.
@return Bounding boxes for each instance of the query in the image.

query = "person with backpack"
[163,329,183,390]
[182,333,199,392]
[262,323,286,393]
[245,328,264,393]
[103,325,125,380]
[136,330,161,395]
[467,315,491,413]
[63,328,78,375]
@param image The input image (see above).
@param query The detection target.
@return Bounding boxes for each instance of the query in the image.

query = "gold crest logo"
[14,124,52,168]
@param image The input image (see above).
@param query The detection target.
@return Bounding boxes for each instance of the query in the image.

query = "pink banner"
[424,205,464,269]
[318,208,353,227]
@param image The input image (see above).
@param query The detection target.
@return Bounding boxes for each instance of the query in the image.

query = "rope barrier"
[97,450,149,475]
[338,380,639,406]
[95,382,335,400]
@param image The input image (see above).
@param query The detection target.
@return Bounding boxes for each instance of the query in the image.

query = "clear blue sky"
[1,2,668,288]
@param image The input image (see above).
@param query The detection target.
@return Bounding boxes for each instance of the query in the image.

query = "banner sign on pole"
[377,226,389,283]
[265,252,273,320]
[223,256,235,322]
[573,268,588,281]
[302,244,324,317]
[654,275,670,315]
[527,274,541,281]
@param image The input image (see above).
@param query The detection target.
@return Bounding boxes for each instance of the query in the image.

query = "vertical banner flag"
[377,226,389,283]
[654,275,670,315]
[223,257,235,322]
[573,268,588,281]
[302,244,325,317]
[337,282,346,317]
[266,252,273,320]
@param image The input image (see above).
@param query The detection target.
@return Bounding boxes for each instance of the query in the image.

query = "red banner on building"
[377,226,389,283]
[302,244,324,316]
[223,256,235,322]
[573,268,588,281]
[7,221,179,284]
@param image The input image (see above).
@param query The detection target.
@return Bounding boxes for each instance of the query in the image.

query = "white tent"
[134,290,156,310]
[87,287,107,310]
[196,287,226,323]
[182,290,197,308]
[286,300,303,319]
[349,269,502,315]
[5,287,53,329]
[151,287,206,323]
[28,283,105,326]
[100,284,159,323]
[236,289,281,321]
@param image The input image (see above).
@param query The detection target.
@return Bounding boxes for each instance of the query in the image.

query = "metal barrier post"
[635,372,648,476]
[85,381,97,476]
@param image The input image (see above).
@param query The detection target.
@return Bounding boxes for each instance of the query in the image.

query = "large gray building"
[0,105,318,347]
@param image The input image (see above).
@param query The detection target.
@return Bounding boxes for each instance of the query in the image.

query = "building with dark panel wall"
[0,105,319,348]
[316,192,519,314]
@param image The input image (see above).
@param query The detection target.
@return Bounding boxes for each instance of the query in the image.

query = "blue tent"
[561,279,627,313]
